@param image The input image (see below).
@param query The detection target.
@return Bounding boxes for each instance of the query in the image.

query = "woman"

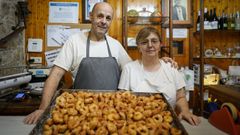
[118,27,200,126]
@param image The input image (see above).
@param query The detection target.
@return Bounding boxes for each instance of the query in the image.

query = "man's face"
[175,0,182,6]
[90,3,113,37]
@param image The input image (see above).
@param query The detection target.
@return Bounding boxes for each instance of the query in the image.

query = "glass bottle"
[231,13,235,29]
[212,8,218,29]
[204,8,210,29]
[227,13,232,30]
[235,11,240,30]
[223,12,228,30]
[218,12,224,30]
[196,10,200,31]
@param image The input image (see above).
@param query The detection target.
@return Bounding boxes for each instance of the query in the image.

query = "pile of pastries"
[43,91,182,135]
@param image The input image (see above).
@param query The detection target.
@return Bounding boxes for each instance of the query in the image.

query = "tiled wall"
[0,0,26,77]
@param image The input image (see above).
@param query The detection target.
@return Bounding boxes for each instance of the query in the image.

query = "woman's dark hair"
[136,27,161,45]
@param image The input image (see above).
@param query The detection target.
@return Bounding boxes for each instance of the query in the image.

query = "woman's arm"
[175,88,201,126]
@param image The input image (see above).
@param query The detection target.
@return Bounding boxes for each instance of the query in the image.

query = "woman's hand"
[178,111,201,126]
[161,57,178,68]
[23,109,44,124]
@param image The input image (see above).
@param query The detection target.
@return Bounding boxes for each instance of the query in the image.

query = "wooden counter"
[206,85,240,109]
[0,95,41,115]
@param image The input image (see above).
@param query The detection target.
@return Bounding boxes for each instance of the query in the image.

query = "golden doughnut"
[115,120,126,129]
[75,99,84,112]
[52,112,64,124]
[43,125,52,135]
[68,107,78,115]
[164,115,173,123]
[135,106,144,112]
[89,103,99,112]
[60,108,68,115]
[107,122,117,133]
[85,97,94,104]
[45,118,53,126]
[146,124,158,135]
[128,123,137,135]
[153,114,163,124]
[111,132,118,135]
[56,96,66,108]
[57,124,67,133]
[65,103,75,108]
[52,125,58,135]
[71,126,82,135]
[143,110,152,118]
[170,127,182,135]
[96,126,108,135]
[154,94,163,99]
[43,124,52,131]
[79,106,89,115]
[133,112,143,121]
[161,122,171,130]
[137,125,149,135]
[66,93,76,103]
[119,111,126,120]
[63,114,68,123]
[67,116,80,130]
[89,117,98,129]
[108,113,120,121]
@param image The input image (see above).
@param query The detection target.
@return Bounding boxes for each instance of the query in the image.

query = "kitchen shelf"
[127,16,169,25]
[194,29,240,35]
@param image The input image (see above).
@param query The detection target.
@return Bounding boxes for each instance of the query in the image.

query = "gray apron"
[73,33,120,90]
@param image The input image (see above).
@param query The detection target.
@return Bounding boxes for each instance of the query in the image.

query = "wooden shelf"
[194,29,240,35]
[193,57,240,59]
[127,16,169,25]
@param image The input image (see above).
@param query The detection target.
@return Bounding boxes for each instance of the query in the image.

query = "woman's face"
[138,32,161,58]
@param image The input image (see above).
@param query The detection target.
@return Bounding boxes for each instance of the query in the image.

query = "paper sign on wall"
[166,28,188,38]
[49,2,79,23]
[28,38,43,52]
[47,25,81,47]
[45,48,61,67]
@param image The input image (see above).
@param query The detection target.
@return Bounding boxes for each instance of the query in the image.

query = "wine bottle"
[223,12,228,30]
[218,11,224,30]
[196,10,200,31]
[204,8,210,29]
[227,13,232,29]
[231,13,235,29]
[212,8,218,29]
[235,11,240,30]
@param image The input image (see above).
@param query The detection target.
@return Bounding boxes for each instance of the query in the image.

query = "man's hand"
[178,111,201,126]
[161,57,178,68]
[23,109,44,124]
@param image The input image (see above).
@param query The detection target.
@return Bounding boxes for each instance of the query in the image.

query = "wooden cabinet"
[122,0,173,59]
[192,0,240,115]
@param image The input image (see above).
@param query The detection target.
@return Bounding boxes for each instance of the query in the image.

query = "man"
[24,2,176,124]
[173,0,187,20]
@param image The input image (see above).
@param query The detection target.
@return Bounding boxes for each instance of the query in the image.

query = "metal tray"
[30,89,188,135]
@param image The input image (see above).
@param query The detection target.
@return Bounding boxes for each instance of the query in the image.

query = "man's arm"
[23,66,66,124]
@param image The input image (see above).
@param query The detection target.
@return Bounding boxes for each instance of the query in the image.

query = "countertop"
[0,116,227,135]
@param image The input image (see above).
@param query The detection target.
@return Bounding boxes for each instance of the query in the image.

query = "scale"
[0,72,32,101]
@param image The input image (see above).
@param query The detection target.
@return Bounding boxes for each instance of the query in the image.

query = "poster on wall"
[45,48,61,67]
[49,2,79,23]
[47,25,81,47]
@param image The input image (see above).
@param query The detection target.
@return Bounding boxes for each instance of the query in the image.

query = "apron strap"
[86,32,112,58]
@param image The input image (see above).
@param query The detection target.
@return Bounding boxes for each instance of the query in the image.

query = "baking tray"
[30,89,188,135]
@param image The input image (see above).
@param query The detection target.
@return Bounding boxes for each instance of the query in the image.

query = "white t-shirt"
[54,31,131,79]
[118,60,186,107]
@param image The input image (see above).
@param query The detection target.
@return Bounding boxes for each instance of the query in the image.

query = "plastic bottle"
[183,66,194,91]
